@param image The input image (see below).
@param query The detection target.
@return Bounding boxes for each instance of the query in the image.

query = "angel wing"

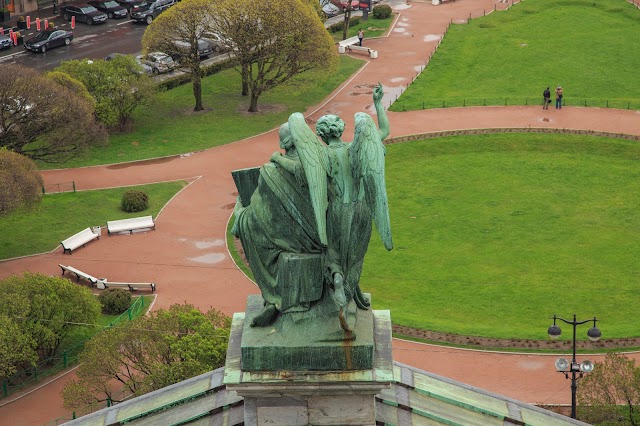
[350,112,393,251]
[288,112,330,246]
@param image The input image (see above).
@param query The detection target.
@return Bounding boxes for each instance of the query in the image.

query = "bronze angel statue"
[232,84,392,332]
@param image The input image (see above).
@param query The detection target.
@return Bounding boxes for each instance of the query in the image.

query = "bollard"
[628,102,631,109]
[72,181,76,192]
[584,100,587,107]
[484,99,486,106]
[107,397,112,407]
[606,100,609,108]
[442,100,445,108]
[463,99,465,107]
[128,307,132,321]
[3,379,7,397]
[73,412,76,420]
[505,98,508,106]
[422,101,425,109]
[63,351,68,368]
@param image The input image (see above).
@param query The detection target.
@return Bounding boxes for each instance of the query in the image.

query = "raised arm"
[373,83,389,141]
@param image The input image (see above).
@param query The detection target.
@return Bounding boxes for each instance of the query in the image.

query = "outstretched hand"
[373,82,384,103]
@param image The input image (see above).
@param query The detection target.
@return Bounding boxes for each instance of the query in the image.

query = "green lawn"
[391,0,640,111]
[0,181,186,260]
[359,133,640,340]
[332,15,395,41]
[43,56,363,169]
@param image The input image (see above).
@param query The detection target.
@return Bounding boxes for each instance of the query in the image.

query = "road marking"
[73,34,98,42]
[117,20,135,25]
[0,50,26,60]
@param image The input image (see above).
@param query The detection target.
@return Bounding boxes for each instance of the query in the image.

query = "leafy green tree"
[211,0,338,112]
[62,304,230,411]
[46,70,97,108]
[0,273,101,361]
[0,148,43,215]
[578,352,640,425]
[0,314,37,379]
[0,64,107,163]
[142,0,214,111]
[56,56,156,131]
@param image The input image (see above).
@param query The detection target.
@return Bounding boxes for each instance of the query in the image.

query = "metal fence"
[392,98,640,112]
[1,296,146,402]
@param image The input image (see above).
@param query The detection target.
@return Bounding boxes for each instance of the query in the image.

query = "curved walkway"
[2,0,640,424]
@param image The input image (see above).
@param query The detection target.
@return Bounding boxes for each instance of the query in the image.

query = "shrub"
[121,189,149,212]
[0,149,44,215]
[373,4,392,19]
[328,16,361,34]
[98,288,132,315]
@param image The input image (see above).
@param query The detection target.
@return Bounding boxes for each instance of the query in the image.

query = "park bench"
[59,264,99,286]
[107,216,156,235]
[347,44,378,59]
[60,227,100,254]
[98,279,156,293]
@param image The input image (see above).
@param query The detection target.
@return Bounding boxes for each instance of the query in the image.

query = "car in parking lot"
[60,3,108,25]
[169,39,215,63]
[130,0,174,25]
[88,0,128,18]
[136,52,176,74]
[0,34,13,50]
[24,29,74,53]
[115,0,147,11]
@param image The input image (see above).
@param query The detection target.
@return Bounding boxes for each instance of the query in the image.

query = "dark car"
[60,3,108,25]
[88,0,128,18]
[115,0,147,11]
[170,39,214,63]
[130,0,174,25]
[0,34,13,50]
[24,29,73,53]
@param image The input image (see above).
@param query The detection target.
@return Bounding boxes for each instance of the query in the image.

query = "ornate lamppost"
[547,314,601,419]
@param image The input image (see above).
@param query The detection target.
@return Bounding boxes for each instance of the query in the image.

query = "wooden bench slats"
[107,216,156,235]
[61,227,99,254]
[102,281,156,293]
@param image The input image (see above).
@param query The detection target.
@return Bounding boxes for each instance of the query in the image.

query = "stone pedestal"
[224,298,393,426]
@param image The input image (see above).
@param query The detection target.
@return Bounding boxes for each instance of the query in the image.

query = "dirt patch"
[393,325,640,351]
[237,103,287,115]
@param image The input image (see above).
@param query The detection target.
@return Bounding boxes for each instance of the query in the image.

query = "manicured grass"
[0,181,186,260]
[43,56,363,169]
[361,133,640,340]
[332,15,395,41]
[391,0,640,111]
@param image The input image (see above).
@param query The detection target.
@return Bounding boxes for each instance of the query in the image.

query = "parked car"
[136,52,176,74]
[322,2,340,17]
[130,0,174,25]
[87,0,128,18]
[24,29,74,53]
[330,0,359,11]
[115,0,147,11]
[60,3,108,25]
[170,39,215,63]
[0,34,13,50]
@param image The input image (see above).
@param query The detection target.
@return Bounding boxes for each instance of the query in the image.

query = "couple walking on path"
[543,85,563,109]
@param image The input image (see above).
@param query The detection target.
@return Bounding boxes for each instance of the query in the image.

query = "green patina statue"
[232,84,392,334]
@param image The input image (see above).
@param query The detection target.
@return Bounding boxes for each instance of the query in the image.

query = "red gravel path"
[2,0,640,424]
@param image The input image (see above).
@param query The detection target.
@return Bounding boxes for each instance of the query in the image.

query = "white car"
[136,52,176,74]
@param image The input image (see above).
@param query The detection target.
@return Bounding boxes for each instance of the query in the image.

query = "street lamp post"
[547,314,601,419]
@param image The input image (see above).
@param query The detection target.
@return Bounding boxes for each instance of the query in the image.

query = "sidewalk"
[0,5,59,32]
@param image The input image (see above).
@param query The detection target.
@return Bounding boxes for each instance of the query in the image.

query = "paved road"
[0,17,148,71]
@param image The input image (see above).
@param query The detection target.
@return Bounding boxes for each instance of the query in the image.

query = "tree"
[56,56,156,131]
[62,304,230,411]
[578,352,640,425]
[211,0,338,112]
[0,64,107,163]
[0,148,43,215]
[0,273,100,382]
[142,0,214,111]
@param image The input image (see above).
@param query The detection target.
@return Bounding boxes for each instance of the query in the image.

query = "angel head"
[315,114,345,145]
[279,122,294,150]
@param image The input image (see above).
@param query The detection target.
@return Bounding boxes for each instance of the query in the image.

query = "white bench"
[59,264,99,286]
[107,216,156,235]
[346,44,378,58]
[98,279,156,293]
[61,227,100,254]
[338,36,360,53]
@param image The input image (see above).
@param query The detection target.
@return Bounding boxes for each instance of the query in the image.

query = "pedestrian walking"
[543,87,551,110]
[358,29,364,46]
[555,85,563,109]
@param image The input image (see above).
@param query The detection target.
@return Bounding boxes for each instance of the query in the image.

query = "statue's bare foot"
[332,273,347,308]
[354,286,370,309]
[250,304,278,327]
